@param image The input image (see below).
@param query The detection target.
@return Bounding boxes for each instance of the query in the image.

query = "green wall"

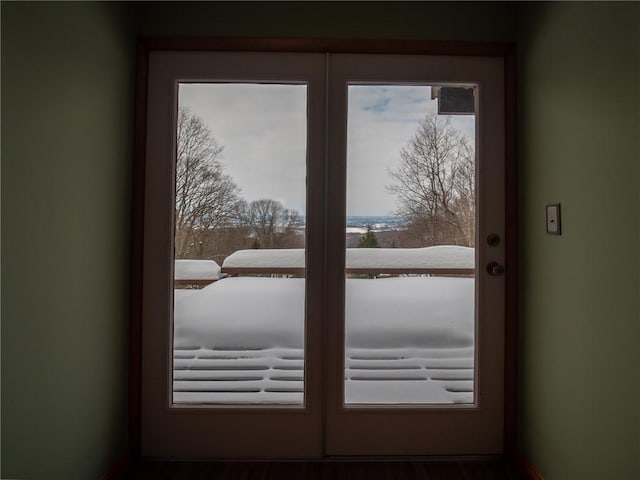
[1,2,134,479]
[517,3,640,479]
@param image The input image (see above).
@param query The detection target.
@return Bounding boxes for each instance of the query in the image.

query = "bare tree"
[242,199,304,248]
[175,107,243,257]
[387,114,475,247]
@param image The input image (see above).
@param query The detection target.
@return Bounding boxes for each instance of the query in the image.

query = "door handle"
[486,261,505,276]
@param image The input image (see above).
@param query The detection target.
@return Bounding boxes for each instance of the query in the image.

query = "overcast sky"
[179,84,475,216]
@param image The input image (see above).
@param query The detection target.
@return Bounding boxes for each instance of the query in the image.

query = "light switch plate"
[546,204,561,235]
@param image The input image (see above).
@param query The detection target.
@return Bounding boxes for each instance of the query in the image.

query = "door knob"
[486,261,505,276]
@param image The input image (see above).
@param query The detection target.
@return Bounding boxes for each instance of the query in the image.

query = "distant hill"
[346,216,403,232]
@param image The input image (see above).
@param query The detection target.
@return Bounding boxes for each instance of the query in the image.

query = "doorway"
[137,44,511,458]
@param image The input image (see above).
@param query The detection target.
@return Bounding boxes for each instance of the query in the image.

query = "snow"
[347,245,474,270]
[173,276,475,405]
[175,277,472,350]
[174,288,198,304]
[172,345,474,405]
[345,277,474,348]
[175,278,304,350]
[175,259,221,280]
[223,249,305,270]
[222,246,474,270]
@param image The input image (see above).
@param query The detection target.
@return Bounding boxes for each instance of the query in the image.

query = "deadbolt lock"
[487,233,501,247]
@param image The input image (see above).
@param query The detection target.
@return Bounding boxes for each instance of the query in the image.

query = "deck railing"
[175,247,475,288]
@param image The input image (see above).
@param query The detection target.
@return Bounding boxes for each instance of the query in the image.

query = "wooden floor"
[127,460,522,479]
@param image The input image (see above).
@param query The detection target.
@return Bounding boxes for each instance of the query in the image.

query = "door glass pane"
[344,84,476,405]
[173,83,307,405]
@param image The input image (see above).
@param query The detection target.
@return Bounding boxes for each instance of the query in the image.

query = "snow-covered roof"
[174,259,221,280]
[221,246,474,272]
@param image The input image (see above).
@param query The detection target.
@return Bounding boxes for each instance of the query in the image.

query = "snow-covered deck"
[173,274,475,405]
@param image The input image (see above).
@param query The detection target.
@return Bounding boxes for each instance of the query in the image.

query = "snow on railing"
[175,246,475,288]
[221,246,475,277]
[174,259,221,288]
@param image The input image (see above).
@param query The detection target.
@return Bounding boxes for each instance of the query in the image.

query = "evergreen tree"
[357,226,380,248]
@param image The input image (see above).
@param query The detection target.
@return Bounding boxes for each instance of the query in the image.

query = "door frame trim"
[130,36,517,458]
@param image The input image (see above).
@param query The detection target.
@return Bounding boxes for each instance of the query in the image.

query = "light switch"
[546,204,561,235]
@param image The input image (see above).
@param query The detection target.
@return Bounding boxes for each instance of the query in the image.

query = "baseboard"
[513,450,544,480]
[100,450,132,480]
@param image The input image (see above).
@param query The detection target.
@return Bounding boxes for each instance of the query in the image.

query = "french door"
[140,48,507,458]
